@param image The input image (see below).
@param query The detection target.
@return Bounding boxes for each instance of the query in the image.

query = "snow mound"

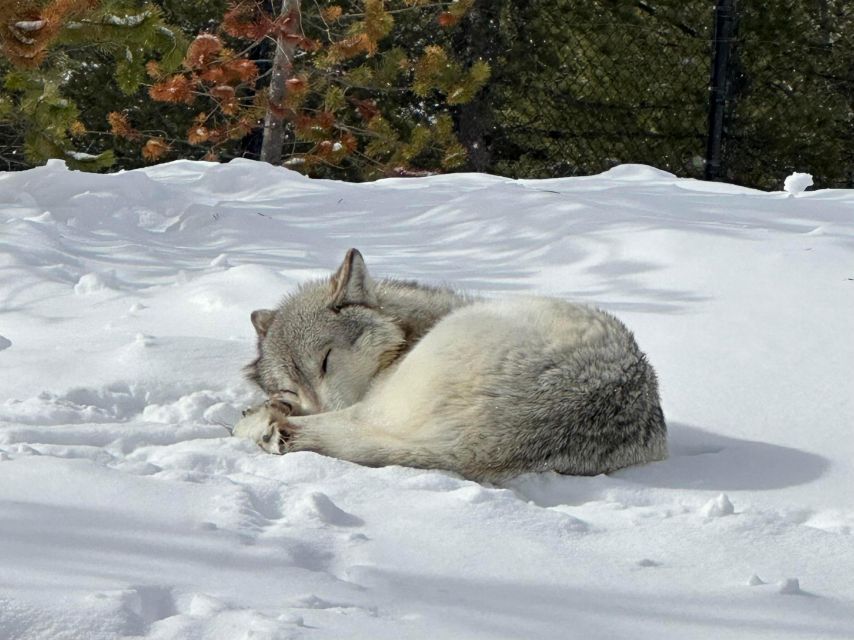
[74,271,118,295]
[1,159,853,639]
[599,164,677,181]
[778,578,804,595]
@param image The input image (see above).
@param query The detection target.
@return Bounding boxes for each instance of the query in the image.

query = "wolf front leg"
[238,400,482,478]
[283,406,387,463]
[282,405,465,474]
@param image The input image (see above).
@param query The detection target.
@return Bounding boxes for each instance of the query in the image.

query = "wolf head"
[246,249,405,415]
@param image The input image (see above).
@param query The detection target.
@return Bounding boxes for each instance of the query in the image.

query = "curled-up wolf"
[234,248,667,482]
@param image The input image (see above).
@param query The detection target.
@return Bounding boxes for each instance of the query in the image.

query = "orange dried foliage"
[294,112,336,141]
[329,33,372,62]
[199,66,226,84]
[210,84,235,100]
[294,114,318,137]
[316,111,335,130]
[300,153,320,170]
[187,125,210,145]
[0,0,98,67]
[222,2,274,41]
[210,84,238,114]
[40,0,99,22]
[107,111,141,140]
[145,60,163,79]
[352,97,379,122]
[285,76,308,94]
[142,138,171,162]
[220,59,259,85]
[321,6,343,22]
[207,127,225,144]
[184,34,222,69]
[341,132,359,153]
[149,75,195,104]
[222,3,313,51]
[437,12,459,28]
[69,120,86,137]
[297,37,320,52]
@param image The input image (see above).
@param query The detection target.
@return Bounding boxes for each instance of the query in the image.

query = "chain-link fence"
[457,0,854,190]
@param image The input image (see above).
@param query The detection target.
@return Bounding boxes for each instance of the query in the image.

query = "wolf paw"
[233,397,298,454]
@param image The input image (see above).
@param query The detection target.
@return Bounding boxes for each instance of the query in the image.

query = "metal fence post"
[705,0,736,181]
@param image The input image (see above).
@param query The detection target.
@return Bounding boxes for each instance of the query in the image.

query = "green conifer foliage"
[0,0,187,170]
[138,0,490,179]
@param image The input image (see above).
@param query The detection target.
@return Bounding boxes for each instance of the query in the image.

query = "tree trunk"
[260,0,300,165]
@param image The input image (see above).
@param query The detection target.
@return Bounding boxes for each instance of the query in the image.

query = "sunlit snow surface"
[1,159,853,639]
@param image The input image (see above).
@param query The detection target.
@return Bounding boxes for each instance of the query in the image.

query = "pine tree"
[135,0,490,179]
[0,0,186,170]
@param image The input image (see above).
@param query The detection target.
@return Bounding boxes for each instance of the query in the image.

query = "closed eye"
[320,349,331,376]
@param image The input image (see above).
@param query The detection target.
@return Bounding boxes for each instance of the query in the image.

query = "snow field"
[1,159,853,639]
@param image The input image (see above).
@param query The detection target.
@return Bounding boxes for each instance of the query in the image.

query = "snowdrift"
[1,159,852,639]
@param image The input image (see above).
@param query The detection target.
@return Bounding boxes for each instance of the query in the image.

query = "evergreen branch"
[346,2,458,18]
[309,0,335,44]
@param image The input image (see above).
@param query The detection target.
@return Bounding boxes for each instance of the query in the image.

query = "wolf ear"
[330,248,376,309]
[251,309,275,338]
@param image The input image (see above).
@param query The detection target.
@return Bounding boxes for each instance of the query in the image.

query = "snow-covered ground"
[1,159,852,639]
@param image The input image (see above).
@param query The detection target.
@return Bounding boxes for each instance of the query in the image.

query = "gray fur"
[236,248,667,482]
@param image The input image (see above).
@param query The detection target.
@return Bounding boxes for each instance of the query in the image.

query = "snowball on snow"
[700,493,734,518]
[783,172,813,195]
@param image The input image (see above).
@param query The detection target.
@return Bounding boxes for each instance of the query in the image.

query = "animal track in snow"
[142,389,237,424]
[637,558,662,568]
[122,585,178,628]
[85,585,178,636]
[185,592,230,617]
[287,593,376,617]
[0,383,150,425]
[1,380,249,438]
[291,491,364,527]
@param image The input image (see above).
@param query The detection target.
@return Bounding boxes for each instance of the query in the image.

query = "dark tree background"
[457,0,853,189]
[2,0,852,188]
